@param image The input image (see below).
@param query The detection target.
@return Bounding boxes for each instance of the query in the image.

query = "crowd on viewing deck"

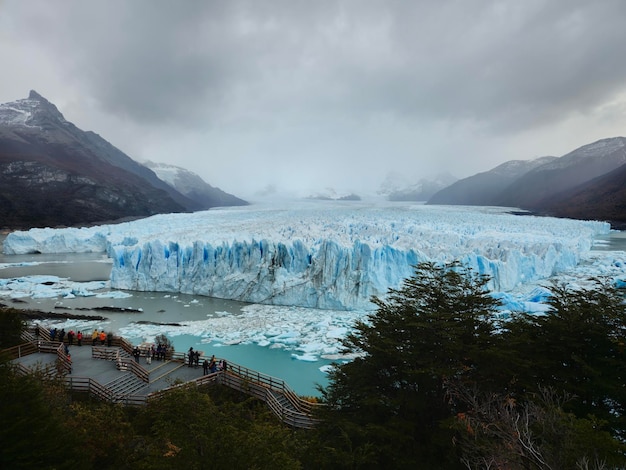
[43,326,227,377]
[187,347,227,374]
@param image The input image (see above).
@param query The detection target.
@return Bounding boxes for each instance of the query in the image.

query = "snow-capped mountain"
[0,89,68,128]
[143,161,247,208]
[305,187,361,201]
[428,137,626,227]
[378,171,458,201]
[0,91,246,229]
[497,137,626,209]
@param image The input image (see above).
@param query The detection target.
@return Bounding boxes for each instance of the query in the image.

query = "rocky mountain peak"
[26,90,67,125]
[28,89,47,101]
[0,90,66,128]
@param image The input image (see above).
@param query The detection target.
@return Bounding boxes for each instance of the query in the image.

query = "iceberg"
[3,201,611,310]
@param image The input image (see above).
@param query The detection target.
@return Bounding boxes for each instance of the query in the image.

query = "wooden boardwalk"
[7,327,319,429]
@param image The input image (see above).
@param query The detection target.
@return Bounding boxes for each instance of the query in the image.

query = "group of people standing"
[45,326,227,375]
[47,326,115,348]
[49,327,85,346]
[188,347,227,375]
[132,343,171,364]
[90,329,113,347]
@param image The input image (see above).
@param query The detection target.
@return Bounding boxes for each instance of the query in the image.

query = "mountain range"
[1,91,624,231]
[378,171,458,201]
[427,137,626,228]
[0,91,246,229]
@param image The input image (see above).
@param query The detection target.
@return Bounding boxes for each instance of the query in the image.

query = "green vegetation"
[0,307,27,348]
[314,262,626,469]
[2,263,626,469]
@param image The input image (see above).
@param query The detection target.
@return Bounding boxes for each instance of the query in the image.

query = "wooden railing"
[224,360,320,415]
[91,346,119,361]
[64,376,113,402]
[56,343,72,374]
[13,362,31,376]
[145,371,221,403]
[264,388,319,430]
[92,346,150,383]
[2,341,37,359]
[4,336,321,428]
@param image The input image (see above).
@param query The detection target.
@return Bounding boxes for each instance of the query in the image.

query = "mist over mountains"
[0,91,624,230]
[143,160,247,209]
[0,91,247,229]
[378,172,458,202]
[426,137,626,228]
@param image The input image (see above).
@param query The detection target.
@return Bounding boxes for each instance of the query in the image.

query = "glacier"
[3,201,612,310]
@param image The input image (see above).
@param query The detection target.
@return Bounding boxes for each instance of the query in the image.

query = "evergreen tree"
[503,280,626,436]
[316,262,501,469]
[0,358,77,468]
[130,385,302,469]
[0,307,26,348]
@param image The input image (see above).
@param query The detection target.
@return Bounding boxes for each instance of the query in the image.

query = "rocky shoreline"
[2,302,108,321]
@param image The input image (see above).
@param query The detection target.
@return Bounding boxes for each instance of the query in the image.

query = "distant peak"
[23,90,66,123]
[28,90,47,102]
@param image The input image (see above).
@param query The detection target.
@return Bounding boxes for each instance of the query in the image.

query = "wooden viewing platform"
[5,327,320,430]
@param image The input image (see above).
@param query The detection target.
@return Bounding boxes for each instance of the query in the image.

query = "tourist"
[188,347,194,367]
[58,328,66,344]
[219,359,227,372]
[202,358,209,375]
[91,329,98,345]
[150,344,156,361]
[107,332,113,347]
[99,330,106,345]
[50,327,57,341]
[208,355,217,373]
[67,330,75,346]
[76,331,83,346]
[194,350,200,368]
[133,346,140,363]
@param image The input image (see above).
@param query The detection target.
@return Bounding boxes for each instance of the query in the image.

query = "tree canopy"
[316,263,626,469]
[3,265,626,469]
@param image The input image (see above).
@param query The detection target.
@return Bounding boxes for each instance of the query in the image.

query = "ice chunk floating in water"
[3,201,611,310]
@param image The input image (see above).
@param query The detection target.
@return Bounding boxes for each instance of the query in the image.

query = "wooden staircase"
[104,373,148,401]
[9,327,322,429]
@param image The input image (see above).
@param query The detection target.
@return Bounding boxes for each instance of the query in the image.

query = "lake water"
[1,226,624,397]
[0,240,335,396]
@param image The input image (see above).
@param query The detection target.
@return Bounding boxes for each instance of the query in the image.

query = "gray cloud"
[1,0,626,196]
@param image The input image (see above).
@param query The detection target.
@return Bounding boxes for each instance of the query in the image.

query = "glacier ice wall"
[3,202,611,310]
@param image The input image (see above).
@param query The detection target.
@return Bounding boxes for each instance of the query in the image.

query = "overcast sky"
[1,0,626,198]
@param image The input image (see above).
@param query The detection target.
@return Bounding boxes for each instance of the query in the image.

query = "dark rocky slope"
[428,157,556,206]
[0,91,245,229]
[541,162,626,229]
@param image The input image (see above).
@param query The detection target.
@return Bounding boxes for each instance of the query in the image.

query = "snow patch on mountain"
[378,171,458,201]
[541,137,626,171]
[0,90,67,127]
[489,156,557,177]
